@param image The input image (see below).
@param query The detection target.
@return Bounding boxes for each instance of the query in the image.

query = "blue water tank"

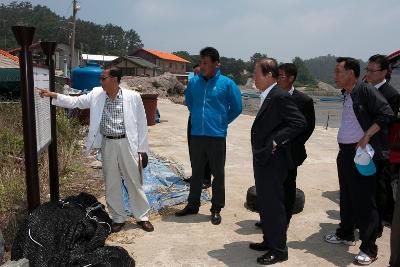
[71,62,102,91]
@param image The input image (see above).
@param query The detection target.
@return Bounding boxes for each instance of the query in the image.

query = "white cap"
[354,144,374,166]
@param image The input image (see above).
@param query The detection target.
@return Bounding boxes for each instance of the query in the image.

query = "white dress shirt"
[260,82,277,107]
[288,86,295,95]
[374,79,386,89]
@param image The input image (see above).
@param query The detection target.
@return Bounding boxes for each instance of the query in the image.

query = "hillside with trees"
[173,51,318,86]
[304,55,399,89]
[293,57,317,87]
[0,1,143,55]
[303,55,370,86]
[6,2,389,88]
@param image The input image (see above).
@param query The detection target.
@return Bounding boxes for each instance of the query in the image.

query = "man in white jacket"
[39,66,154,233]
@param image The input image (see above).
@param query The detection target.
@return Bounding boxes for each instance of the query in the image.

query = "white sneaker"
[324,233,356,246]
[355,250,377,265]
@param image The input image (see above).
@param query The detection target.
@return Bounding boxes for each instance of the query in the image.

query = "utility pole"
[2,20,6,49]
[70,0,78,69]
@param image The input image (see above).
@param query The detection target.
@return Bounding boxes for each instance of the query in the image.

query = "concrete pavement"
[108,99,390,267]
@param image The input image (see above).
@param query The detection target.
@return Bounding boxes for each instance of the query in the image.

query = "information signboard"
[33,66,51,153]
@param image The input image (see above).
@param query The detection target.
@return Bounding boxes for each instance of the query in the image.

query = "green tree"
[0,2,143,55]
[247,52,268,73]
[173,51,199,71]
[123,29,143,54]
[292,57,317,87]
[220,57,247,85]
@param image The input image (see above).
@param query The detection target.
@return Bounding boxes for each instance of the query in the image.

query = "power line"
[61,1,73,19]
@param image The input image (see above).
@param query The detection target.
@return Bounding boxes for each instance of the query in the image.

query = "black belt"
[104,134,126,139]
[338,143,357,150]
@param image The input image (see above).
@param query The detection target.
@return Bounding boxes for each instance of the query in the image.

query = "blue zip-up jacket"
[185,69,243,137]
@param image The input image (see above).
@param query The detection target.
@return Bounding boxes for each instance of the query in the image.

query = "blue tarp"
[121,153,210,214]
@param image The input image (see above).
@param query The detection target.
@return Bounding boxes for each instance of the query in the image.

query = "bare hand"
[272,143,277,154]
[38,88,57,98]
[357,134,370,149]
[139,152,148,168]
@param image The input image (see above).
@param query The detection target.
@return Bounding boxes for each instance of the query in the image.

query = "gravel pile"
[121,73,186,104]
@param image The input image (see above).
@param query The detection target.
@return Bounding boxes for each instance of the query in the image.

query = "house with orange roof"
[0,49,19,68]
[130,48,190,75]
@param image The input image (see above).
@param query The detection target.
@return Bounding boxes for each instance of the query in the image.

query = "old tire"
[245,186,305,214]
[292,188,305,214]
[246,185,258,211]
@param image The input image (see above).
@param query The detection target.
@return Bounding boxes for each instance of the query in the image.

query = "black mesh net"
[11,192,135,266]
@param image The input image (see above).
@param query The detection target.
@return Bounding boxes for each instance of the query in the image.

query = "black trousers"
[390,180,400,267]
[187,136,226,212]
[375,159,395,234]
[284,168,297,224]
[254,149,288,251]
[336,145,379,257]
[187,115,212,184]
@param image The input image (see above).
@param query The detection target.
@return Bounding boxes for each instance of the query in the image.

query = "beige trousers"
[101,137,150,223]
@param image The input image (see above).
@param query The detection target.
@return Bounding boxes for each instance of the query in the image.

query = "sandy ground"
[107,99,390,267]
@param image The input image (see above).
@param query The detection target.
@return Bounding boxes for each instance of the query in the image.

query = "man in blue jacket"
[175,47,242,225]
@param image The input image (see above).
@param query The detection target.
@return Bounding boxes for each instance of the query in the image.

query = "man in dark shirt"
[366,54,400,235]
[324,57,393,265]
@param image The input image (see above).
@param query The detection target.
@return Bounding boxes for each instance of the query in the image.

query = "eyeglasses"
[364,68,382,73]
[99,76,111,81]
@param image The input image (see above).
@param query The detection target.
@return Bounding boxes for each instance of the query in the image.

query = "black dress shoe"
[211,212,221,225]
[255,221,262,228]
[249,241,269,251]
[202,182,211,189]
[111,222,125,233]
[175,205,199,217]
[257,249,288,265]
[137,221,154,232]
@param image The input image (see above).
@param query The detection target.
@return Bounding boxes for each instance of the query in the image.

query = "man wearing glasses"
[39,67,154,233]
[366,55,400,116]
[277,63,315,226]
[365,54,400,238]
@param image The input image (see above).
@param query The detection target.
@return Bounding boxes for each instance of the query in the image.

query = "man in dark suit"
[254,63,315,229]
[366,54,400,235]
[249,58,306,265]
[366,55,400,117]
[277,63,316,224]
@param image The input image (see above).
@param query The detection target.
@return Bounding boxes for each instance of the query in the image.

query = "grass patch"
[0,102,88,252]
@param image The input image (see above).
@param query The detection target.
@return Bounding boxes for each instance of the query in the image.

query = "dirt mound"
[121,73,185,104]
[317,81,337,92]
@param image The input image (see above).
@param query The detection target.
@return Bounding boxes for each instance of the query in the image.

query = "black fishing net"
[11,192,135,267]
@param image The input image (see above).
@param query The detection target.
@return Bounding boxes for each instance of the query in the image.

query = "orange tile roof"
[142,48,190,63]
[0,49,19,62]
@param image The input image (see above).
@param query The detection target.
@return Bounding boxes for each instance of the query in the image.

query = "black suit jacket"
[290,89,316,167]
[378,82,400,117]
[251,85,307,168]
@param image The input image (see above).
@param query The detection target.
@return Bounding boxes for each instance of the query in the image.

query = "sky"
[2,0,400,62]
